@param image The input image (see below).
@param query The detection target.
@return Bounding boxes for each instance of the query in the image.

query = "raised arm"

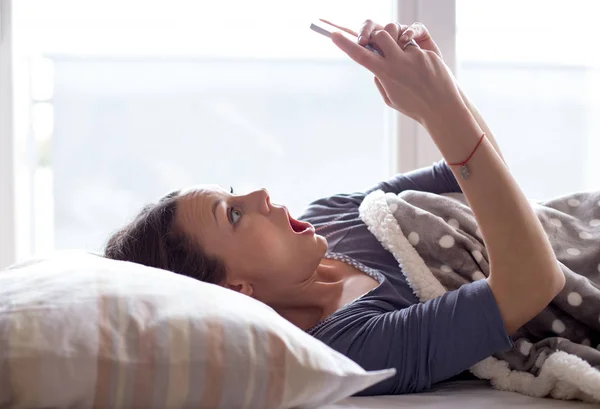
[357,20,507,166]
[330,23,565,335]
[423,94,564,334]
[457,85,507,165]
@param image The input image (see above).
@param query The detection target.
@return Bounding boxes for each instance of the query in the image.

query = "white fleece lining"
[358,189,600,403]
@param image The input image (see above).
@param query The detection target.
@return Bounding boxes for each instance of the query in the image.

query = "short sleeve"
[366,159,462,195]
[312,279,513,395]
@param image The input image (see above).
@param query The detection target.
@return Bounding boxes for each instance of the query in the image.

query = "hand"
[327,19,462,126]
[322,19,443,60]
[357,20,446,110]
[355,20,443,60]
[346,19,505,165]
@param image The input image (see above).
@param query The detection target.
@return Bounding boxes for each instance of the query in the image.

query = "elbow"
[547,267,566,298]
[487,262,566,335]
[534,263,565,306]
[543,256,566,297]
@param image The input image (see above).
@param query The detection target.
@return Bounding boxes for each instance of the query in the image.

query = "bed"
[323,380,595,408]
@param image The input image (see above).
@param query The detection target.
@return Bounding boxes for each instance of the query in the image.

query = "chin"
[315,234,328,252]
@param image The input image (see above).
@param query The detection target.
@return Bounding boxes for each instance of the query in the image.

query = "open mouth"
[286,212,313,234]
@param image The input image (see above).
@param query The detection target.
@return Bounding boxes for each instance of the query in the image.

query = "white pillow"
[0,251,394,409]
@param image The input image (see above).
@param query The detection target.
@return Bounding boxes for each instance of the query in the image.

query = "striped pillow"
[0,251,394,409]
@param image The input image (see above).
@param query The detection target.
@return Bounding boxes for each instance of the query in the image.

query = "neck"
[273,258,345,331]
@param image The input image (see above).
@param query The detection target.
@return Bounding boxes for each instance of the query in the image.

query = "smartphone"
[309,19,382,56]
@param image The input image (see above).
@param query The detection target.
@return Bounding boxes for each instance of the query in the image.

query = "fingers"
[395,22,410,34]
[356,19,416,55]
[374,77,392,107]
[368,29,401,59]
[357,19,383,45]
[383,22,400,42]
[399,22,426,43]
[330,31,383,74]
[356,19,427,48]
[318,18,358,37]
[332,18,424,73]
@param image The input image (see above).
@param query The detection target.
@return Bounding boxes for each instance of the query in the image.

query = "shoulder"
[298,191,366,222]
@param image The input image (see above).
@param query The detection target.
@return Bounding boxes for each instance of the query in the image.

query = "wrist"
[421,101,485,164]
[421,97,472,135]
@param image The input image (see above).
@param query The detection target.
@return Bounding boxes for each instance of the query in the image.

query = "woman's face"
[175,185,328,305]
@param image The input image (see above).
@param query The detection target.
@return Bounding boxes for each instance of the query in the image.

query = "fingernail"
[358,35,365,44]
[400,35,408,42]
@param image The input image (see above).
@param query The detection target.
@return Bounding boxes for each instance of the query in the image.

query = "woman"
[104,20,566,395]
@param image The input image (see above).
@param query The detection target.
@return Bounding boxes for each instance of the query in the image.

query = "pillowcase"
[0,251,394,409]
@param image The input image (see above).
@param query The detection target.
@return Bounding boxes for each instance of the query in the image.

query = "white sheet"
[321,380,595,408]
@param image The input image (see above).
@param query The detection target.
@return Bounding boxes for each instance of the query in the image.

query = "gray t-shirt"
[298,160,513,395]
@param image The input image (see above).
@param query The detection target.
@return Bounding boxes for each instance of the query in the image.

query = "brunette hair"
[104,190,227,284]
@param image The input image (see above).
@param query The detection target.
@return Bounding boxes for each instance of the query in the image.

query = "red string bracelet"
[447,132,486,180]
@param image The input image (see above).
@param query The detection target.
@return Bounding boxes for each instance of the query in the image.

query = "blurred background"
[1,0,599,266]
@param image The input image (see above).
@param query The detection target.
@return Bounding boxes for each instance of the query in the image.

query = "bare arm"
[457,86,507,165]
[423,99,565,335]
[331,25,565,336]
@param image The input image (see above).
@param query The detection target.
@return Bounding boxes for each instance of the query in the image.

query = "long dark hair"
[104,190,227,284]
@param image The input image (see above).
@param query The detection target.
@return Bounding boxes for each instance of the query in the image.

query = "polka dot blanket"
[359,189,600,403]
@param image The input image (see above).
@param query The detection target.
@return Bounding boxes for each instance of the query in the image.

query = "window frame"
[391,0,457,173]
[0,0,457,266]
[0,0,16,269]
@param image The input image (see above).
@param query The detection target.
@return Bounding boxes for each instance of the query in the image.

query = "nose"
[248,188,271,214]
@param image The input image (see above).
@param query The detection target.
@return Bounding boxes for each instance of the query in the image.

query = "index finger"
[330,31,383,75]
[358,20,383,45]
[319,18,358,37]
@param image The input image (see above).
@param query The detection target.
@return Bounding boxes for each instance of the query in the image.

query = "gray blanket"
[359,189,600,402]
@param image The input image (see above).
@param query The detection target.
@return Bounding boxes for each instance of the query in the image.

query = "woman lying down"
[104,20,600,399]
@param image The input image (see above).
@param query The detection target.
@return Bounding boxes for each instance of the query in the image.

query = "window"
[13,0,394,256]
[456,0,600,200]
[9,0,593,266]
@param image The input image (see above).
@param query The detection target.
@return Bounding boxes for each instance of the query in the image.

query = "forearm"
[458,86,506,165]
[423,101,564,334]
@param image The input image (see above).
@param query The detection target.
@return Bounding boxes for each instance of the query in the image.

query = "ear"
[223,280,253,297]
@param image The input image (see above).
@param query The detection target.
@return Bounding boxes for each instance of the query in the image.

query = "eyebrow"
[212,198,223,226]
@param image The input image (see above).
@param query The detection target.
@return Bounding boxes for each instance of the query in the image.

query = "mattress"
[321,380,594,408]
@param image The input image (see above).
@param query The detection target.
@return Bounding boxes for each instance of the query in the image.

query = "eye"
[228,208,242,225]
